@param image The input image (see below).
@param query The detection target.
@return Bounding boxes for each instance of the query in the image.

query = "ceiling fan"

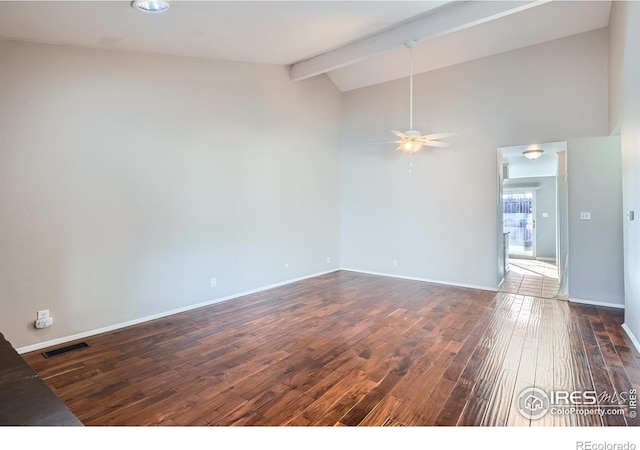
[371,40,456,155]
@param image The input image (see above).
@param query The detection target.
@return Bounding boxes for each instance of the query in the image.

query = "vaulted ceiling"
[0,1,612,92]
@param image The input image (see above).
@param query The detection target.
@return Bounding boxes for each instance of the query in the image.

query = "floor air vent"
[42,342,89,359]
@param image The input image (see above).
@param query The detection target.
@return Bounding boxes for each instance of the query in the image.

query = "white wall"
[1,23,631,351]
[608,0,626,134]
[567,136,624,306]
[506,157,558,179]
[0,40,342,349]
[609,1,640,347]
[341,29,611,292]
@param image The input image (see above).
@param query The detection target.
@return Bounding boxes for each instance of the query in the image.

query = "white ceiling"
[0,1,448,65]
[0,1,612,92]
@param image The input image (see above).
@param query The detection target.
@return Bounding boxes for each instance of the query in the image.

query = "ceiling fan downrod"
[406,40,417,131]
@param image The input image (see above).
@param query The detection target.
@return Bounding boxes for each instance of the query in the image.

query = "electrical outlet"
[35,317,53,329]
[37,310,49,320]
[326,257,331,264]
[580,212,591,221]
[284,263,289,269]
[210,278,217,288]
[393,259,398,267]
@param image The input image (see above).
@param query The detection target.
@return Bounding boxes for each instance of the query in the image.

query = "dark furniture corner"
[0,332,82,426]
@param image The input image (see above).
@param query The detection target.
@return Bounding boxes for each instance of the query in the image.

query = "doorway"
[503,190,536,258]
[497,141,568,300]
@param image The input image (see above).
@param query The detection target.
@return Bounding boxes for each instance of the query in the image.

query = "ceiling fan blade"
[417,132,457,141]
[364,141,402,144]
[392,130,408,139]
[421,140,450,148]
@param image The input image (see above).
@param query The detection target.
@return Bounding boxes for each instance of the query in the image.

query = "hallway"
[499,259,561,299]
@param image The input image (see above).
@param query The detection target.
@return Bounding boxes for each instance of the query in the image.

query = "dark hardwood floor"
[22,271,640,426]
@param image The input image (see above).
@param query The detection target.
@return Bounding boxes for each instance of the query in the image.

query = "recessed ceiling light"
[131,0,171,13]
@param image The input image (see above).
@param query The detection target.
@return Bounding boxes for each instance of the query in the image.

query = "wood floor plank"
[506,297,542,426]
[434,395,467,426]
[339,372,403,426]
[16,271,635,427]
[292,369,368,424]
[307,378,378,426]
[358,395,402,426]
[550,301,577,426]
[567,304,602,426]
[213,382,291,426]
[457,396,488,426]
[483,296,533,426]
[577,309,627,426]
[532,299,555,427]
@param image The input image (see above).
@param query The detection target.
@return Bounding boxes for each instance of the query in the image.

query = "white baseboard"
[536,257,556,262]
[16,268,340,354]
[340,268,497,292]
[569,298,625,309]
[621,323,640,354]
[33,268,630,354]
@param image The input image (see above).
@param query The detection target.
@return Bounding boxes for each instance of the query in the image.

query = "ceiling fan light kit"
[397,130,424,154]
[369,40,455,169]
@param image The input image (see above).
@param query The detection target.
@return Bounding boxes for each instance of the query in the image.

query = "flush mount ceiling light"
[131,0,171,13]
[523,148,544,160]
